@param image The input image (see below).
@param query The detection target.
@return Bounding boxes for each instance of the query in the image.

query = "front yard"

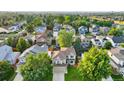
[65,66,82,81]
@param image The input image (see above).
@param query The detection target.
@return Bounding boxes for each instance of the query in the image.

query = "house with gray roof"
[106,36,124,47]
[78,26,88,35]
[0,45,20,64]
[19,44,49,64]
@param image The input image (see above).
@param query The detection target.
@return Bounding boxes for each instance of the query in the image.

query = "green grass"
[65,66,82,81]
[111,74,124,81]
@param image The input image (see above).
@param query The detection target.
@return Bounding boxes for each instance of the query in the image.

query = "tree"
[55,15,64,24]
[20,53,52,81]
[5,37,13,47]
[32,17,43,27]
[104,41,112,49]
[0,61,15,81]
[5,36,19,48]
[25,23,35,33]
[78,47,112,81]
[64,15,71,24]
[57,30,73,48]
[73,38,83,56]
[120,43,124,48]
[16,37,30,53]
[108,27,123,36]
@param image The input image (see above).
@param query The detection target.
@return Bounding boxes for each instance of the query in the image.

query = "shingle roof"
[52,47,76,59]
[109,36,124,43]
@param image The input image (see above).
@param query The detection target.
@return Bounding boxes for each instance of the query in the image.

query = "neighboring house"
[106,36,124,47]
[35,33,48,45]
[53,23,62,37]
[96,36,109,47]
[35,25,47,33]
[8,23,22,32]
[90,26,100,35]
[81,37,91,50]
[52,47,76,65]
[0,27,9,34]
[0,45,20,64]
[91,38,102,47]
[53,24,75,38]
[100,27,110,33]
[19,44,49,63]
[108,48,124,75]
[78,26,88,35]
[62,25,75,33]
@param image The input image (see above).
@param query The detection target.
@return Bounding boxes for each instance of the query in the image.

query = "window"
[70,61,73,63]
[70,56,74,58]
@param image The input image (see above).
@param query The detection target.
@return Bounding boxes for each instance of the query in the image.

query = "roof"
[0,27,9,33]
[110,48,124,61]
[52,47,76,59]
[0,45,12,60]
[35,33,47,42]
[35,26,47,33]
[108,36,124,43]
[19,44,48,58]
[0,45,20,64]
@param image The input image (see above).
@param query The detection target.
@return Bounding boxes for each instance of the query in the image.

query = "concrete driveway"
[53,65,67,81]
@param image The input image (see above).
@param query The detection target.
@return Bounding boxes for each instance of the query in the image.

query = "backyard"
[65,65,82,81]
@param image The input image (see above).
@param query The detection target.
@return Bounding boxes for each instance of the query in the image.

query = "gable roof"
[0,45,12,60]
[52,47,76,59]
[109,36,124,43]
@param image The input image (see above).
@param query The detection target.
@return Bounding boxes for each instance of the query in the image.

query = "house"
[108,48,124,75]
[52,47,76,65]
[78,26,88,35]
[35,25,47,34]
[106,36,124,47]
[100,27,110,33]
[8,23,22,32]
[91,38,102,47]
[53,24,75,38]
[19,44,49,63]
[0,45,20,64]
[35,33,48,45]
[90,26,100,35]
[62,25,75,34]
[81,36,92,50]
[96,36,109,47]
[0,27,9,34]
[53,23,62,37]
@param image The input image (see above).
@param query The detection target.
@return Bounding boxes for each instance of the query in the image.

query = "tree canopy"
[78,47,112,81]
[16,37,30,53]
[0,61,15,81]
[57,30,73,48]
[108,27,123,36]
[20,52,52,81]
[104,41,112,49]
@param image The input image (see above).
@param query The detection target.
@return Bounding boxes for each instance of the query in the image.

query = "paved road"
[14,72,23,81]
[53,65,67,81]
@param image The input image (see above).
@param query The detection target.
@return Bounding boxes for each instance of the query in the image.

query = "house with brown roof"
[52,47,76,65]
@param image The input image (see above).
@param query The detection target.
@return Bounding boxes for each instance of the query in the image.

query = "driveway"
[53,65,67,81]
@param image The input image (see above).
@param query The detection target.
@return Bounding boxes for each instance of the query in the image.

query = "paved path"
[53,65,67,81]
[14,72,23,81]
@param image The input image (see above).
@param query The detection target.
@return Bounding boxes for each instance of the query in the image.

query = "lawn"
[111,74,124,81]
[65,66,82,81]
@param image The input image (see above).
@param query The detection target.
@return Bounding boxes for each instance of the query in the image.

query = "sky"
[0,0,124,11]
